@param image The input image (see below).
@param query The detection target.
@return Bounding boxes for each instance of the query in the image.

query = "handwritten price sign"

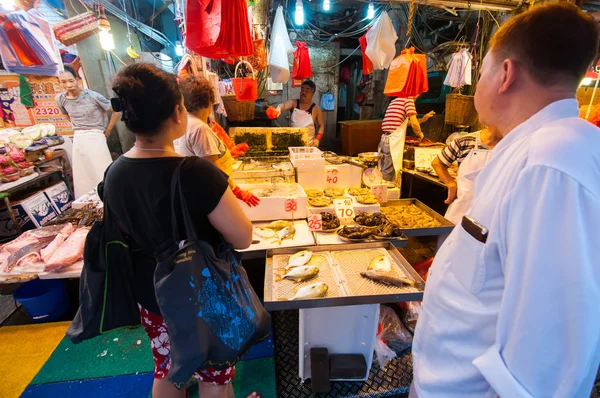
[284,198,298,213]
[371,184,388,203]
[307,214,323,231]
[326,168,339,184]
[333,198,355,219]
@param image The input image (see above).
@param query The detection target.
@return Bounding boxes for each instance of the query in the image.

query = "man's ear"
[498,59,518,95]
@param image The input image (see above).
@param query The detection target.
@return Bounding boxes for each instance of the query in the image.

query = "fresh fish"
[265,220,293,231]
[293,282,329,300]
[275,226,296,243]
[287,250,312,269]
[254,227,278,241]
[283,266,319,282]
[368,255,392,272]
[360,271,415,287]
[5,239,53,273]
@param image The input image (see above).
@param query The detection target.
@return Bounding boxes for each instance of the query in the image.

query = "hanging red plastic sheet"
[185,0,252,59]
[292,41,312,80]
[359,29,374,75]
[383,47,428,97]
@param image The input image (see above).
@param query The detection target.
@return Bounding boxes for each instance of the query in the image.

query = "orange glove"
[232,186,260,207]
[266,106,280,119]
[230,143,249,157]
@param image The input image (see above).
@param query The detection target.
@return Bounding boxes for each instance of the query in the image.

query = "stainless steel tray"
[381,199,454,236]
[264,242,425,311]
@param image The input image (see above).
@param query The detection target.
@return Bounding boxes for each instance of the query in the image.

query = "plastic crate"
[289,147,325,173]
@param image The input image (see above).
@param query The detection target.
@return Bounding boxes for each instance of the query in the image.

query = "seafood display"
[324,188,345,197]
[337,225,372,241]
[248,185,305,198]
[308,196,331,207]
[305,189,324,198]
[347,188,370,196]
[380,204,442,228]
[282,265,319,282]
[287,250,313,268]
[354,212,387,227]
[368,255,392,272]
[266,220,293,231]
[360,271,416,287]
[45,204,103,228]
[254,220,296,245]
[293,282,329,300]
[373,223,405,239]
[356,194,378,205]
[320,212,340,231]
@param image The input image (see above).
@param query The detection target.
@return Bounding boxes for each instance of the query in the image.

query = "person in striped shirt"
[378,96,435,181]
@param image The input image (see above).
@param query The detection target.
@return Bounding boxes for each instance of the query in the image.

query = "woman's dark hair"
[179,76,215,112]
[62,65,77,78]
[111,63,181,135]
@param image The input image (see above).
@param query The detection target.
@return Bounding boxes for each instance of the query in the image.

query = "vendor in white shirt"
[273,80,325,147]
[411,4,600,398]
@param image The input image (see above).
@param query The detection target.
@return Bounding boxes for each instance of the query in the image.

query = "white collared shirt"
[413,99,600,398]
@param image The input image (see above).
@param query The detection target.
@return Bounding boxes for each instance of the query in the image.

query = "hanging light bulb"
[175,41,184,57]
[323,0,330,11]
[0,0,15,11]
[367,3,375,19]
[295,0,304,26]
[99,30,115,51]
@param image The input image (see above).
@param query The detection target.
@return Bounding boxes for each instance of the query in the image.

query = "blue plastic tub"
[13,278,69,323]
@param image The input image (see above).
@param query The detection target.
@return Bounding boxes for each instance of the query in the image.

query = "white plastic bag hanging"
[365,11,398,70]
[269,6,294,83]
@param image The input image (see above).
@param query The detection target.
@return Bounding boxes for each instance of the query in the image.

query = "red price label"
[308,214,323,231]
[284,198,298,213]
[371,184,388,203]
[326,168,339,184]
[333,199,355,219]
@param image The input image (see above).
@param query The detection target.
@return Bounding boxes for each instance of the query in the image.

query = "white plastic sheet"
[365,12,398,70]
[269,6,294,83]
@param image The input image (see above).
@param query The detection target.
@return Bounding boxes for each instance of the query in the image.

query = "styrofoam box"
[44,181,74,214]
[414,147,443,172]
[238,183,308,221]
[324,164,362,189]
[307,197,380,215]
[289,147,325,173]
[73,189,102,210]
[297,171,326,190]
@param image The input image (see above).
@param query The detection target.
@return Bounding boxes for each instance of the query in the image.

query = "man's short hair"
[490,3,599,86]
[301,80,316,91]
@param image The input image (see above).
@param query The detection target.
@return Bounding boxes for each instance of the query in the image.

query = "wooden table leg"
[3,196,20,235]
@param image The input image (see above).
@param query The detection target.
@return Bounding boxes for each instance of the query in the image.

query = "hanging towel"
[292,41,312,80]
[269,5,294,83]
[365,11,398,70]
[359,29,374,75]
[19,75,33,107]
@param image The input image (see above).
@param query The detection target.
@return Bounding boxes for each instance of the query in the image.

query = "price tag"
[284,198,298,213]
[371,184,388,203]
[307,214,323,231]
[326,168,339,184]
[333,198,355,219]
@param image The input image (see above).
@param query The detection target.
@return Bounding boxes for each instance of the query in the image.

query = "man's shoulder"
[529,117,600,195]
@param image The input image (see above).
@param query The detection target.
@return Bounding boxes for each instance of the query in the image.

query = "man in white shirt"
[411,4,600,398]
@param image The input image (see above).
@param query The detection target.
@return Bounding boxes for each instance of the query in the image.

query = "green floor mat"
[184,358,277,398]
[31,327,153,385]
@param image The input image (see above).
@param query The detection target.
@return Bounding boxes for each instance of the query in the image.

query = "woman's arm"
[208,189,253,249]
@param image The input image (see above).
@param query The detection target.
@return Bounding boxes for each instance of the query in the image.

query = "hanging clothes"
[320,92,335,111]
[359,29,374,75]
[269,5,294,83]
[292,41,312,80]
[444,48,473,88]
[365,11,398,70]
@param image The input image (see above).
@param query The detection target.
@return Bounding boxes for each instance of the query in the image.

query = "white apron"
[389,118,409,186]
[291,107,316,146]
[72,129,113,198]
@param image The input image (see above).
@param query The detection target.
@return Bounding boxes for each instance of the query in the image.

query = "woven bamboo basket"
[221,95,254,121]
[445,94,479,126]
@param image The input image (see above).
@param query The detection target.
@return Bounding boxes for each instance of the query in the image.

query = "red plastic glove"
[230,143,249,157]
[266,106,280,119]
[232,186,260,207]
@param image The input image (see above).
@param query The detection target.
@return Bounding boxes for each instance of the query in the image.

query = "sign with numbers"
[307,214,323,231]
[326,168,339,184]
[333,198,355,219]
[284,198,298,213]
[371,184,388,203]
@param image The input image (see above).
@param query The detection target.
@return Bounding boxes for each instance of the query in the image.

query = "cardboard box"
[0,202,37,238]
[339,120,383,156]
[44,181,74,214]
[21,191,60,227]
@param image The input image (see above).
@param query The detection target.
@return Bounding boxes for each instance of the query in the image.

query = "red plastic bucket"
[232,60,258,102]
